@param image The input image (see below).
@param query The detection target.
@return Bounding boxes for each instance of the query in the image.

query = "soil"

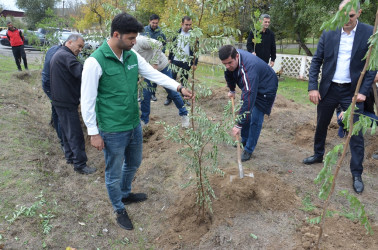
[1,68,378,249]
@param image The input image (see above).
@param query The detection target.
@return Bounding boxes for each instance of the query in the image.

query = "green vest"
[91,42,140,132]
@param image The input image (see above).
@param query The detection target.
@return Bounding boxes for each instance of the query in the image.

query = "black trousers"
[11,45,28,70]
[54,106,87,169]
[314,83,364,176]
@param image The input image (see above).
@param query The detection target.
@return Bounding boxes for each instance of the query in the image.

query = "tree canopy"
[16,0,57,29]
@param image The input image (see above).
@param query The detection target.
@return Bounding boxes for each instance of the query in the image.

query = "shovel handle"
[231,97,244,178]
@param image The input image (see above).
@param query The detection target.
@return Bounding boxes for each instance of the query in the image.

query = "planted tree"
[158,0,243,218]
[249,9,263,52]
[308,0,378,247]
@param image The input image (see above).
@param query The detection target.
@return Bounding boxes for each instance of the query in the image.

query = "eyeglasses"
[349,14,356,18]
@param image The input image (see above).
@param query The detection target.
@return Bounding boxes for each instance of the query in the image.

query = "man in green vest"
[81,13,193,231]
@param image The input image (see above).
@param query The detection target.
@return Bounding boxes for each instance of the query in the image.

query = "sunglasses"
[349,14,356,18]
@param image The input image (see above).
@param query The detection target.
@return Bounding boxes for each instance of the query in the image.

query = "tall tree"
[16,0,57,29]
[269,0,339,56]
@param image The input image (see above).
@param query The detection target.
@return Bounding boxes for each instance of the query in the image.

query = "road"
[0,44,44,63]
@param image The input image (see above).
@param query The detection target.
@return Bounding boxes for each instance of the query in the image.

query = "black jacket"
[50,46,83,107]
[168,28,198,66]
[308,22,376,98]
[246,29,276,64]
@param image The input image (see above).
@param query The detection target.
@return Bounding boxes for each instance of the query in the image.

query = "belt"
[332,82,351,87]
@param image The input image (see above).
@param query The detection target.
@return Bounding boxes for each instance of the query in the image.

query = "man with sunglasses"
[303,0,376,194]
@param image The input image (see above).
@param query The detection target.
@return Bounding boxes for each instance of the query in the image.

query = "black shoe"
[122,193,148,205]
[116,210,133,230]
[353,176,364,194]
[164,98,172,106]
[303,155,323,165]
[185,100,191,106]
[66,159,73,164]
[241,150,252,162]
[18,68,22,72]
[74,165,97,175]
[151,95,157,102]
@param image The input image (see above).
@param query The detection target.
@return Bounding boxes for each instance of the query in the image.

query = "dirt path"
[1,70,377,249]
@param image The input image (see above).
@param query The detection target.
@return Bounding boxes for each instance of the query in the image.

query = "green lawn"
[277,77,309,105]
[278,47,317,55]
[195,63,226,87]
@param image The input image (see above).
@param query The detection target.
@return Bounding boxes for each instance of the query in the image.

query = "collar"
[341,20,358,34]
[148,25,159,32]
[62,45,75,56]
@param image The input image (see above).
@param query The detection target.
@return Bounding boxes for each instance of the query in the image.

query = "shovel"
[230,97,254,182]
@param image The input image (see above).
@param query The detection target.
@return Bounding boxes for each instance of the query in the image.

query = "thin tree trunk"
[373,82,378,115]
[296,33,313,56]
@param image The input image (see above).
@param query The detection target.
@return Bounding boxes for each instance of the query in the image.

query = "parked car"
[0,29,46,47]
[0,29,9,46]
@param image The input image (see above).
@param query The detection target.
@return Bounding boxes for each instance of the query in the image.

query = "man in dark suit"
[303,0,376,194]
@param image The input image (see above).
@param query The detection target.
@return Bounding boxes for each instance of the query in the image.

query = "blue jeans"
[140,66,187,124]
[100,124,143,212]
[241,106,265,154]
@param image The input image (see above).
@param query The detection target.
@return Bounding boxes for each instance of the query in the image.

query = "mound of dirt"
[274,94,302,109]
[298,216,378,249]
[156,170,300,248]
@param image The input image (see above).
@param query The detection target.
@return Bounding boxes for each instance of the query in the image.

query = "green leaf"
[250,233,258,239]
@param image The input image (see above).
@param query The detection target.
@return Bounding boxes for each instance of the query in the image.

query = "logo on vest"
[127,64,137,70]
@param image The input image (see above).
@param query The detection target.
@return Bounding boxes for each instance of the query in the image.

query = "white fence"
[199,53,320,81]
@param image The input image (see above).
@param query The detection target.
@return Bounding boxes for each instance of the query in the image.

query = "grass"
[278,47,317,55]
[277,77,310,105]
[194,63,226,88]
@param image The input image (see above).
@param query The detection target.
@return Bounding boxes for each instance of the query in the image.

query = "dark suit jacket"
[308,22,376,98]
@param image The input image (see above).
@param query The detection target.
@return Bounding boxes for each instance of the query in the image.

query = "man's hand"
[252,52,256,56]
[228,91,235,99]
[152,64,158,69]
[231,126,241,137]
[180,87,195,100]
[308,90,321,105]
[192,65,197,71]
[356,93,366,102]
[91,134,104,151]
[374,72,378,83]
[338,112,344,120]
[269,61,275,67]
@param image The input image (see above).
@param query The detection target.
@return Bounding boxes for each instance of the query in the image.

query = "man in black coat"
[50,34,96,175]
[303,0,376,194]
[246,14,276,67]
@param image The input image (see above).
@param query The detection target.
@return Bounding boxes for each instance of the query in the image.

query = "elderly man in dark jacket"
[219,45,278,162]
[50,34,96,175]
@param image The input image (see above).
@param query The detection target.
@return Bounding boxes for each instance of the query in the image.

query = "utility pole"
[63,0,65,17]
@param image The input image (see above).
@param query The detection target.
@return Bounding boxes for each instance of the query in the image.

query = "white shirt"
[173,30,191,62]
[81,41,180,135]
[332,21,358,83]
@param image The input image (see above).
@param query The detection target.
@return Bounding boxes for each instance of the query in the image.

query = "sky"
[0,0,22,11]
[1,0,82,12]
